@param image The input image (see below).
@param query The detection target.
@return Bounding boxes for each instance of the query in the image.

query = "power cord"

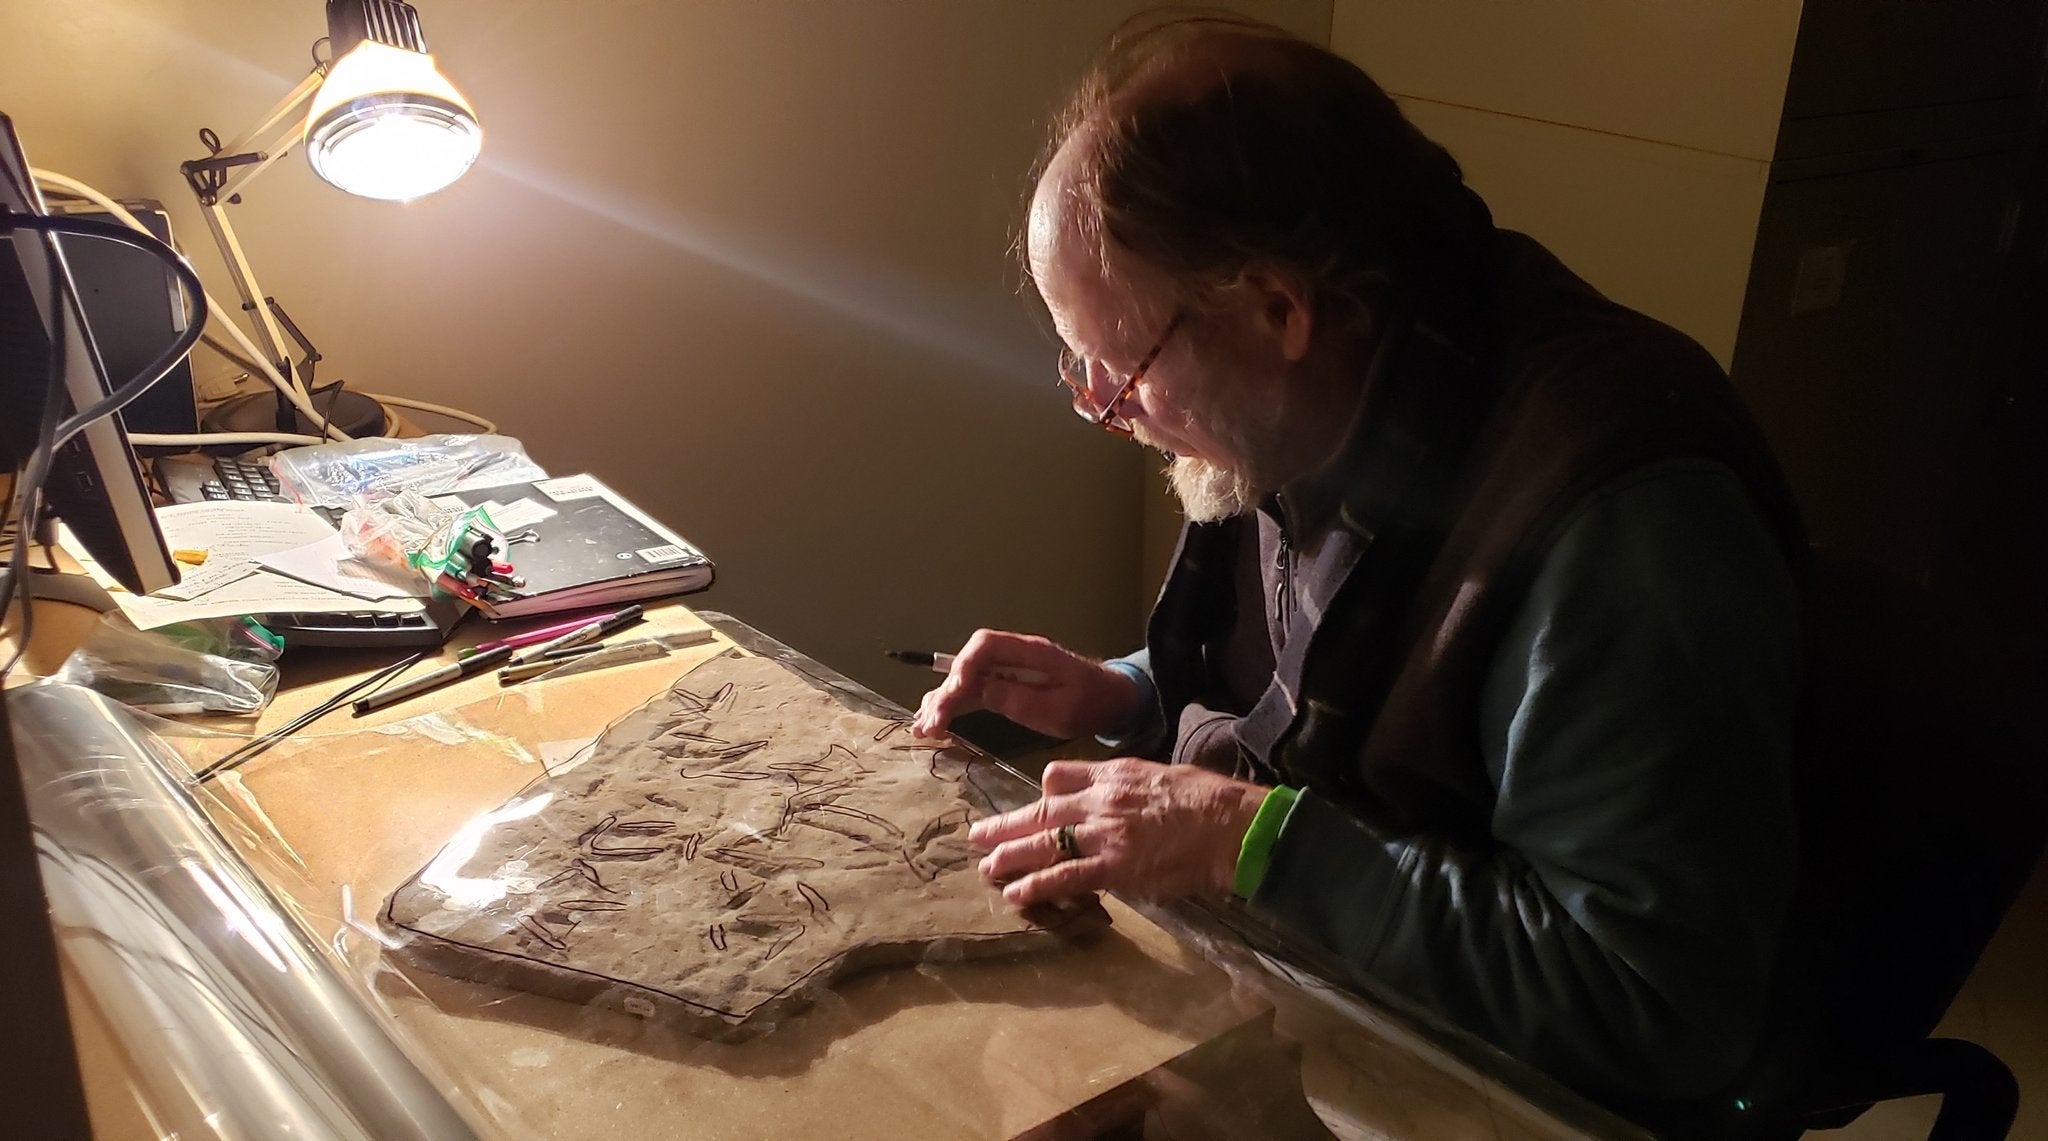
[33,168,501,441]
[0,210,207,680]
[32,170,347,446]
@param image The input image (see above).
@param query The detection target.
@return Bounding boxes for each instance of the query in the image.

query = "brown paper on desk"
[162,625,1295,1140]
[382,651,1107,1038]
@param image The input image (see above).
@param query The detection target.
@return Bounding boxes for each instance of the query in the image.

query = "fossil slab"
[383,652,1101,1037]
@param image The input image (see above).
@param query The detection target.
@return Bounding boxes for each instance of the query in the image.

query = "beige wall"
[1332,1,1803,365]
[1,0,1327,707]
[1327,1,2048,729]
[1331,2,1801,159]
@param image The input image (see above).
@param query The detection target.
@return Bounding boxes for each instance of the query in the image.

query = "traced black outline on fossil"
[382,654,1107,1039]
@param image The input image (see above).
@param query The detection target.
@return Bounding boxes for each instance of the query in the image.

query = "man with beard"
[910,16,1806,1113]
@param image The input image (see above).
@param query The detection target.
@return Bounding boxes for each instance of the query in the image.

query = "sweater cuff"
[1095,658,1163,750]
[1233,785,1300,898]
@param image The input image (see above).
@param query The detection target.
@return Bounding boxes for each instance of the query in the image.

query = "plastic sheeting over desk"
[10,681,478,1140]
[12,610,1633,1140]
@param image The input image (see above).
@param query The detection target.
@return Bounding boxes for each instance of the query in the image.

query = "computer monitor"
[61,201,201,446]
[1,111,178,596]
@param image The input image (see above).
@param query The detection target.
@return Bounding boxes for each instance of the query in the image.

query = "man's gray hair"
[1037,14,1473,335]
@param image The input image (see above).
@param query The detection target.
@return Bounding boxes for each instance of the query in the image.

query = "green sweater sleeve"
[1246,459,1802,1103]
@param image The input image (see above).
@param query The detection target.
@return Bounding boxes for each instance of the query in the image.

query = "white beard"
[1131,354,1297,524]
[1167,455,1257,523]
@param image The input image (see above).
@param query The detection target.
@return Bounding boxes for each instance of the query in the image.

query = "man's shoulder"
[1487,234,1711,381]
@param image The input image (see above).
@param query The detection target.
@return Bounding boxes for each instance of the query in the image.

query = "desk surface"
[7,582,1637,1139]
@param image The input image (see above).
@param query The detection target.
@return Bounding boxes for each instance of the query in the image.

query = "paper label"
[636,544,691,564]
[479,497,557,532]
[153,558,259,600]
[533,475,607,502]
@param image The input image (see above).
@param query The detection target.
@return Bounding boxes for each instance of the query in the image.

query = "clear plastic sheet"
[21,610,1636,1140]
[50,611,282,715]
[269,433,547,509]
[11,681,479,1139]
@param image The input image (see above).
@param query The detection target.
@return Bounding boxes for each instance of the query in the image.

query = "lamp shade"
[303,38,481,201]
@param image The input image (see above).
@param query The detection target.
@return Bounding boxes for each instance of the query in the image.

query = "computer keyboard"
[152,452,465,648]
[192,456,286,502]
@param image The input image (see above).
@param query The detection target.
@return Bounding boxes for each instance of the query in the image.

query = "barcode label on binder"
[637,544,691,564]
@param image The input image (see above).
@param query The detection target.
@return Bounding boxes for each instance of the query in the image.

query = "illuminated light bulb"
[304,38,481,201]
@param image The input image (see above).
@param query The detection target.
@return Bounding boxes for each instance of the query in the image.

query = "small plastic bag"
[270,433,547,509]
[53,612,284,715]
[339,488,496,595]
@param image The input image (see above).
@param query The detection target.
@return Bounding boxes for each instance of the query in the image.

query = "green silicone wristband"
[1233,785,1300,899]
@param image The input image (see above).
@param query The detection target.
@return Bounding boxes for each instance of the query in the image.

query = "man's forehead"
[1026,137,1090,280]
[1023,182,1069,287]
[1028,154,1173,352]
[1035,235,1141,354]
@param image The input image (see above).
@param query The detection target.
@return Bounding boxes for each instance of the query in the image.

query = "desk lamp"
[180,0,481,439]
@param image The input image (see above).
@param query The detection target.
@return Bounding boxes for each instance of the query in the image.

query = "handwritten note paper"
[260,532,429,602]
[66,502,426,630]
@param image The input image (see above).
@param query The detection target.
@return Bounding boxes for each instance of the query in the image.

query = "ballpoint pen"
[885,649,1051,687]
[506,603,646,665]
[539,642,611,660]
[498,628,718,685]
[459,609,626,658]
[499,639,665,684]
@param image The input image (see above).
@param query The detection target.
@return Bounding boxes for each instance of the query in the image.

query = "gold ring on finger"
[1054,822,1081,862]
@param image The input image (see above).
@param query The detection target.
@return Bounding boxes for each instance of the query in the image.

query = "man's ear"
[1242,268,1314,362]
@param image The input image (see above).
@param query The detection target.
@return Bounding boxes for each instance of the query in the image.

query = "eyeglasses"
[1056,310,1183,437]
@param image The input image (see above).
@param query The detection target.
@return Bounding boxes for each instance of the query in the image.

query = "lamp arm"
[193,202,303,401]
[202,68,329,203]
[264,297,324,377]
[33,168,350,443]
[178,67,326,210]
[180,67,337,434]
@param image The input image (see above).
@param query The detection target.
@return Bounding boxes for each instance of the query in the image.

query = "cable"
[3,167,65,677]
[361,393,497,433]
[0,212,206,679]
[128,431,325,448]
[36,171,329,431]
[34,167,501,445]
[30,169,349,444]
[35,169,348,443]
[1,220,75,680]
[2,217,209,451]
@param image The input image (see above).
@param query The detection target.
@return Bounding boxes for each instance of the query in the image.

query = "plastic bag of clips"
[270,433,547,509]
[52,611,283,716]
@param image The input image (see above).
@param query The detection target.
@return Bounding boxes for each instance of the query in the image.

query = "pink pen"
[459,609,623,658]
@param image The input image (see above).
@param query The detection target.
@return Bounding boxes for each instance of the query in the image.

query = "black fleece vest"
[1146,230,1804,846]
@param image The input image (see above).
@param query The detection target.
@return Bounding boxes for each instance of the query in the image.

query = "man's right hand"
[910,629,1142,741]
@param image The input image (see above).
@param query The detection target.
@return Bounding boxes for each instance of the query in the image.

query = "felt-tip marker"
[885,649,1051,687]
[352,644,515,715]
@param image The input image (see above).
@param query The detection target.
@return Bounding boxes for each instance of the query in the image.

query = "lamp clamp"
[180,149,264,208]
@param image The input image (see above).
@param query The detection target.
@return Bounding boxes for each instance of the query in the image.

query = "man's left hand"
[970,758,1269,906]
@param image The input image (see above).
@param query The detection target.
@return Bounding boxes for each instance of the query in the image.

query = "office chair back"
[1694,551,2048,1140]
